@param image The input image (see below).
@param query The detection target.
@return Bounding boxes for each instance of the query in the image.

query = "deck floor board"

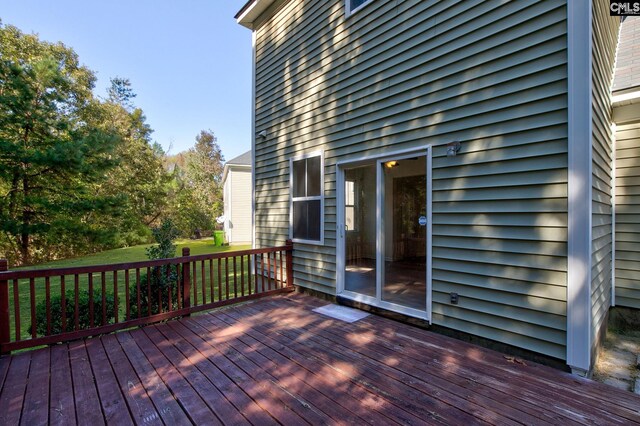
[1,293,639,425]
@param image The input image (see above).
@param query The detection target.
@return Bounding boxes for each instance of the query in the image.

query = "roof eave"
[235,0,278,29]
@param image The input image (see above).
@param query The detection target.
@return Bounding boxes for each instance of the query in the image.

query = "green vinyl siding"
[253,0,569,360]
[590,0,619,352]
[615,122,640,309]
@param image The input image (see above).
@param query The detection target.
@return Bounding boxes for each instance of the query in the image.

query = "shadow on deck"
[1,293,639,425]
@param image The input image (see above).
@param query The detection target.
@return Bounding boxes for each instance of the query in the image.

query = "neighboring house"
[222,150,252,245]
[236,0,637,375]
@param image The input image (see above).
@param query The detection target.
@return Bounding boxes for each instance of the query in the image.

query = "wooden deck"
[1,293,639,425]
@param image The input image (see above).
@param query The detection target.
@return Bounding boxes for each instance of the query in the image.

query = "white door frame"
[336,145,433,323]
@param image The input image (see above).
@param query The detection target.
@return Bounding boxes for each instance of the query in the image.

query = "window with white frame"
[290,153,323,243]
[346,0,373,16]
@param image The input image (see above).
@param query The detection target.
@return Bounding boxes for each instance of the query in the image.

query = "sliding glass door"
[339,150,431,319]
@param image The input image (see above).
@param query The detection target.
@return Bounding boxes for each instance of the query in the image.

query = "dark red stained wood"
[253,254,258,294]
[69,340,105,426]
[240,255,245,297]
[13,279,20,341]
[29,278,36,338]
[162,321,278,426]
[170,319,302,426]
[240,301,536,426]
[167,266,172,312]
[100,272,106,327]
[125,269,130,320]
[233,256,238,298]
[74,275,79,331]
[88,273,94,328]
[100,334,161,426]
[267,252,272,291]
[201,260,206,305]
[176,264,182,310]
[183,314,347,425]
[200,314,369,425]
[0,260,8,352]
[0,351,31,425]
[146,267,151,317]
[143,325,248,425]
[115,332,191,425]
[279,251,284,289]
[113,271,119,323]
[217,258,222,302]
[179,317,326,426]
[260,253,265,292]
[135,269,141,317]
[216,309,431,426]
[84,337,134,425]
[61,276,67,332]
[49,345,76,426]
[192,261,198,307]
[225,258,229,300]
[20,347,50,426]
[45,276,51,336]
[209,259,214,303]
[127,328,219,425]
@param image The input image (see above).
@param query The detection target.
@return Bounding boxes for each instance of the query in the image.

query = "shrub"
[31,290,116,336]
[129,219,180,317]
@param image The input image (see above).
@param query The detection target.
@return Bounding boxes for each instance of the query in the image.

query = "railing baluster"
[0,260,8,353]
[280,250,284,289]
[45,276,51,336]
[113,271,119,323]
[209,259,214,303]
[101,272,106,326]
[89,273,94,327]
[61,275,66,333]
[217,258,222,302]
[13,279,20,341]
[29,278,36,339]
[267,252,272,291]
[157,267,162,314]
[146,267,151,317]
[74,274,80,331]
[136,269,141,318]
[192,261,198,307]
[261,253,265,293]
[176,264,182,310]
[225,258,229,300]
[253,254,258,294]
[166,265,172,313]
[233,256,238,297]
[240,255,245,297]
[181,248,191,313]
[125,269,130,321]
[201,260,206,305]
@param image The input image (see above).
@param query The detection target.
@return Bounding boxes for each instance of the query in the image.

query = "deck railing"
[0,241,294,353]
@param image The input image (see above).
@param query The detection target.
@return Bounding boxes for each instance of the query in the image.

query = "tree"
[0,23,122,265]
[187,130,225,220]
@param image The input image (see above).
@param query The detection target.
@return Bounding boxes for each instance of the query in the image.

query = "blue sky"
[1,0,252,161]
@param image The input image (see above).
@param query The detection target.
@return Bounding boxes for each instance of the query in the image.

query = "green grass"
[5,239,274,344]
[16,238,248,270]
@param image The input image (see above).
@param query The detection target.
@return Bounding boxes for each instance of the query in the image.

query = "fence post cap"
[285,239,293,246]
[0,259,7,271]
[182,247,190,256]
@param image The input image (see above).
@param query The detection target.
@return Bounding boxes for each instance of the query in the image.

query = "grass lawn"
[5,239,268,344]
[15,238,249,270]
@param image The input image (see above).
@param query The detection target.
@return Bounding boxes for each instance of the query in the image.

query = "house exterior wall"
[590,1,620,354]
[224,167,253,244]
[615,121,640,308]
[253,0,570,360]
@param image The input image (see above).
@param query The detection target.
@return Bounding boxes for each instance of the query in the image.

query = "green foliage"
[30,290,116,336]
[130,219,180,317]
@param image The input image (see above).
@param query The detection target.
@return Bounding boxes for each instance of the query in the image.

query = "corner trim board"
[566,0,593,372]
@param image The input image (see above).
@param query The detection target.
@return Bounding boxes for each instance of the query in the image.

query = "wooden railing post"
[0,259,9,355]
[285,240,294,289]
[181,248,191,316]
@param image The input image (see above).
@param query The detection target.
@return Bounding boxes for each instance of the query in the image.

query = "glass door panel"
[382,156,427,310]
[343,164,377,297]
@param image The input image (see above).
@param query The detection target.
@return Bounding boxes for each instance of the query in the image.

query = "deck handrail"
[0,241,294,354]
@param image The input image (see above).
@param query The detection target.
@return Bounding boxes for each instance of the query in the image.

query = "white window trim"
[289,150,325,245]
[345,0,373,18]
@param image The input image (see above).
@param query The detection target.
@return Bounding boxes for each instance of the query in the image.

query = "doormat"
[312,304,370,323]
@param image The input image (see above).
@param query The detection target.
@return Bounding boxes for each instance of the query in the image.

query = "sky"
[0,0,252,162]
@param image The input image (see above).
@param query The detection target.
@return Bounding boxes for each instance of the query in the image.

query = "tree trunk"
[20,174,30,265]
